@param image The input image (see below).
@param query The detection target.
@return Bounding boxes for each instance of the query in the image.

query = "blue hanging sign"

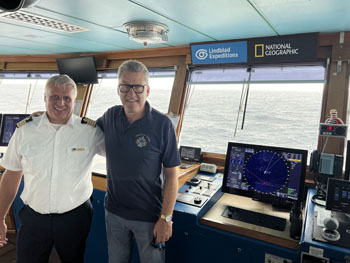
[191,41,247,65]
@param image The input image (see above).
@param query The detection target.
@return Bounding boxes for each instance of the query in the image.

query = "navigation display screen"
[179,146,201,162]
[326,178,350,214]
[222,142,308,205]
[0,114,30,146]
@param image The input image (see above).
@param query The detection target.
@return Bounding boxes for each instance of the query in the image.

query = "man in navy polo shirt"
[97,60,181,263]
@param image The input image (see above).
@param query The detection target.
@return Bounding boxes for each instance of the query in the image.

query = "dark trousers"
[16,200,93,263]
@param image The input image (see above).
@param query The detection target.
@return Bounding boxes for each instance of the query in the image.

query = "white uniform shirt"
[0,114,105,214]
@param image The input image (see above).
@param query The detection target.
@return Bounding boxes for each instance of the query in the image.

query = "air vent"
[0,11,89,33]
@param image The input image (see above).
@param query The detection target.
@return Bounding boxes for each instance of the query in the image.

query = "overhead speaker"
[0,0,41,12]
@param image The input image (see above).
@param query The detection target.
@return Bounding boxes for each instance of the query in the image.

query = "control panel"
[170,172,301,263]
[300,189,350,263]
[176,173,222,208]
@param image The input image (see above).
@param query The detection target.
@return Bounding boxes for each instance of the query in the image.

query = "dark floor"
[0,232,61,263]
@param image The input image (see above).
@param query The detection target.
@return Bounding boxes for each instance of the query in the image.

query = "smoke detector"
[123,21,169,46]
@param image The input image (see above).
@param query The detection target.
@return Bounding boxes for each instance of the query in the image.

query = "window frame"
[179,63,326,155]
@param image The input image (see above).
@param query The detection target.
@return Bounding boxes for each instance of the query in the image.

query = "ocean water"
[180,83,323,155]
[0,79,324,156]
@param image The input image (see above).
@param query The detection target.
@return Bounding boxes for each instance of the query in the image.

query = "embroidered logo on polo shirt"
[135,134,150,148]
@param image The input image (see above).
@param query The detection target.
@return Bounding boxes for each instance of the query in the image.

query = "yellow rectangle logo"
[255,44,264,57]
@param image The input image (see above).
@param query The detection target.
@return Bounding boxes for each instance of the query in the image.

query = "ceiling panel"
[251,0,350,34]
[0,0,349,55]
[34,0,152,29]
[0,43,51,54]
[131,0,277,40]
[0,20,59,39]
[0,36,85,53]
[34,0,218,47]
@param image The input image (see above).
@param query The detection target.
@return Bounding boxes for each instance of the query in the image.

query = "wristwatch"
[160,214,172,222]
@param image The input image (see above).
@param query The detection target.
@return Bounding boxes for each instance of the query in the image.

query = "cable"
[311,194,326,207]
[311,172,327,206]
[321,136,329,153]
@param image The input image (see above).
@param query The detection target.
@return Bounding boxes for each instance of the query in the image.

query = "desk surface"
[200,193,300,250]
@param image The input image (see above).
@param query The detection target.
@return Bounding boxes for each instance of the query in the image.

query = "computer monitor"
[326,178,350,214]
[0,114,30,146]
[56,56,98,84]
[179,146,201,162]
[222,142,308,207]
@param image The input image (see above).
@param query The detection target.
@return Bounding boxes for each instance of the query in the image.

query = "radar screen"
[244,150,289,194]
[222,142,307,204]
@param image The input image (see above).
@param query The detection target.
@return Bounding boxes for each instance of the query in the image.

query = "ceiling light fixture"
[123,21,169,46]
[0,10,89,33]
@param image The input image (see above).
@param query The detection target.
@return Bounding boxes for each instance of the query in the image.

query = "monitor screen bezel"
[56,56,98,84]
[222,142,308,205]
[0,114,30,147]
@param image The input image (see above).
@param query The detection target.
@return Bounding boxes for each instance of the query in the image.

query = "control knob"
[194,197,202,204]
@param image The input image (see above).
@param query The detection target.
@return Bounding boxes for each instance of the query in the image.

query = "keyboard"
[222,206,286,231]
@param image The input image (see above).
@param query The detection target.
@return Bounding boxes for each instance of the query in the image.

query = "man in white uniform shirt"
[0,75,105,263]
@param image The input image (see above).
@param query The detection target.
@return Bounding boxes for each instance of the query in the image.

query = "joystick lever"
[321,217,340,242]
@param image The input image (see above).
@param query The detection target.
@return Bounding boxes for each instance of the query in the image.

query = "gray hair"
[117,60,149,84]
[45,75,77,98]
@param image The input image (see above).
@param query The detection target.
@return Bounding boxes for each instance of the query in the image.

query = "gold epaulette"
[81,117,96,127]
[16,116,33,128]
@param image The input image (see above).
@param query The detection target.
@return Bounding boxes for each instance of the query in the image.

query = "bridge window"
[0,77,50,114]
[180,65,325,156]
[86,69,175,120]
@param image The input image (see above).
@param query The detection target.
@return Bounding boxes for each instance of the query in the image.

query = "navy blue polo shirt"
[97,102,181,222]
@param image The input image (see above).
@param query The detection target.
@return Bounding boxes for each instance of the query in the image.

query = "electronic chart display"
[0,114,30,146]
[222,142,308,205]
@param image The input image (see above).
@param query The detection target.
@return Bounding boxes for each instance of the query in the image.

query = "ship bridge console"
[3,127,350,263]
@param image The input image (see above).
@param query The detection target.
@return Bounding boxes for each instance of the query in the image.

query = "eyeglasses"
[118,84,147,94]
